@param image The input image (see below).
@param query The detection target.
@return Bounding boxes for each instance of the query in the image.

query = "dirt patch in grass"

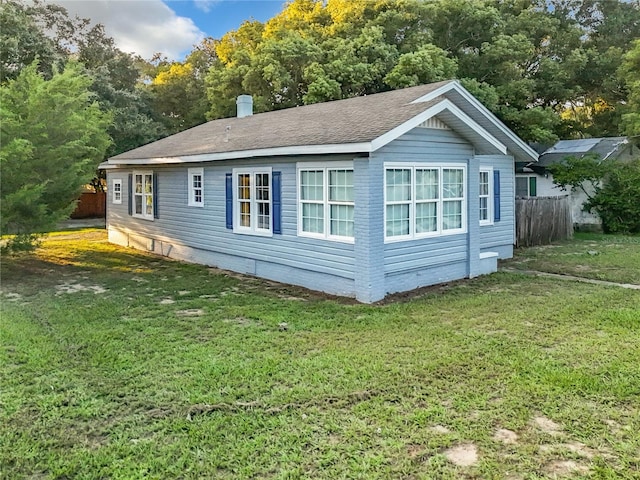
[176,309,205,317]
[443,443,478,467]
[55,281,106,295]
[543,459,589,476]
[533,416,563,436]
[494,428,518,444]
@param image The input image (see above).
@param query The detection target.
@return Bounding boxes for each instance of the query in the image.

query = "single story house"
[518,137,634,228]
[101,80,538,302]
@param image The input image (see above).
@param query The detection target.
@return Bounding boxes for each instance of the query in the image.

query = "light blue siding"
[107,127,516,302]
[374,127,475,297]
[478,155,515,258]
[107,156,357,297]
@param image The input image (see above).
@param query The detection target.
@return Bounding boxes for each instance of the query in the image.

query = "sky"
[50,0,286,60]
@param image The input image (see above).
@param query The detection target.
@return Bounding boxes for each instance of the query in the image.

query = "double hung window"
[298,164,354,241]
[188,168,204,207]
[133,171,154,220]
[112,179,122,204]
[479,168,493,225]
[233,168,272,235]
[385,164,466,241]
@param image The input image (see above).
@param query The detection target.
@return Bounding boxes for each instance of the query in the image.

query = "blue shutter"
[272,171,282,234]
[225,173,233,229]
[493,169,501,222]
[127,174,132,216]
[153,173,159,219]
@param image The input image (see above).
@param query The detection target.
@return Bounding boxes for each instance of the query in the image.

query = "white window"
[479,168,493,225]
[133,171,154,220]
[384,163,466,241]
[112,179,122,204]
[298,163,354,242]
[233,167,272,236]
[188,168,204,207]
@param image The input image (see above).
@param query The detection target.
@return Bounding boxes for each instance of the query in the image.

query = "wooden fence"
[515,196,573,247]
[71,192,106,219]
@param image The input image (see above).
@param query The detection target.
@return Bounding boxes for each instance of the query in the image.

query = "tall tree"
[1,62,111,251]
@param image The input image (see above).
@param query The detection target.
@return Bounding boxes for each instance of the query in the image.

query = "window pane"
[135,196,142,214]
[443,169,463,198]
[479,171,489,196]
[416,169,438,200]
[386,204,410,237]
[443,200,462,230]
[193,174,202,189]
[238,174,250,200]
[479,197,488,221]
[302,203,324,234]
[257,202,270,229]
[301,170,323,201]
[256,174,269,201]
[240,201,250,227]
[386,169,411,201]
[135,175,142,193]
[330,204,354,237]
[145,195,153,215]
[515,177,528,197]
[416,202,437,233]
[145,175,153,194]
[329,169,354,202]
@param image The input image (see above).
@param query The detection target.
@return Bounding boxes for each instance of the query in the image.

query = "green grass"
[1,230,639,479]
[506,232,640,285]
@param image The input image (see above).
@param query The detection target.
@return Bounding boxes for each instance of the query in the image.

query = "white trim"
[109,143,372,166]
[296,162,355,244]
[232,167,273,237]
[132,170,154,220]
[370,100,507,155]
[383,162,467,243]
[479,167,493,226]
[187,167,204,207]
[112,179,122,204]
[412,81,539,162]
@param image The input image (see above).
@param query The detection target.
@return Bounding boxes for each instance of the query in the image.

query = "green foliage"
[0,61,111,252]
[203,0,639,141]
[586,159,640,234]
[620,40,640,138]
[549,154,611,200]
[550,155,640,234]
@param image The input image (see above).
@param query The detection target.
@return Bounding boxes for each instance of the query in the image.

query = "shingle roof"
[110,81,451,162]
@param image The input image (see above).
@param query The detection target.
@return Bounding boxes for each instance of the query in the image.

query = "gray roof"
[539,137,628,167]
[107,80,537,165]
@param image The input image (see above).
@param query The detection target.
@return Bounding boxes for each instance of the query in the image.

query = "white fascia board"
[108,142,372,166]
[370,99,507,154]
[448,83,539,162]
[410,81,457,104]
[412,81,538,163]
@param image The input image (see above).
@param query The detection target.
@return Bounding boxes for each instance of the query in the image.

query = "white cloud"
[193,0,217,13]
[50,0,205,60]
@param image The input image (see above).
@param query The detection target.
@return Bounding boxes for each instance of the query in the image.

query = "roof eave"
[107,142,372,166]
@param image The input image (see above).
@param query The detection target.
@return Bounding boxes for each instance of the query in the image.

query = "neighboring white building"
[516,137,636,230]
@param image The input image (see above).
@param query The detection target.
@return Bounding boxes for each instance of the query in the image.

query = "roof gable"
[106,80,536,167]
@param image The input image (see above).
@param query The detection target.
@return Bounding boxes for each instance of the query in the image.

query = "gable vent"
[418,117,450,130]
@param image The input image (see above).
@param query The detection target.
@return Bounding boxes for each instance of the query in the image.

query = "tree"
[549,154,640,234]
[620,39,640,138]
[0,61,111,252]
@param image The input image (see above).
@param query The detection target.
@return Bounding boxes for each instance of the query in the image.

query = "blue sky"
[166,1,286,39]
[52,0,287,60]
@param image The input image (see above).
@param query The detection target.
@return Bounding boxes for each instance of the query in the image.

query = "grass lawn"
[1,230,639,479]
[505,232,640,285]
